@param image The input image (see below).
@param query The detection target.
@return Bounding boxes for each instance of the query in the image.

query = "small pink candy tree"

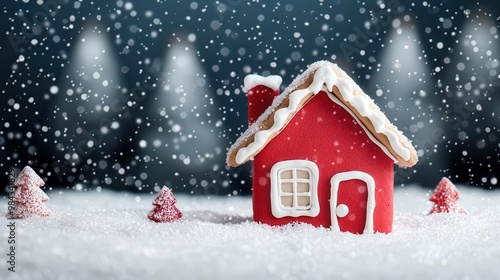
[148,186,182,223]
[10,166,51,219]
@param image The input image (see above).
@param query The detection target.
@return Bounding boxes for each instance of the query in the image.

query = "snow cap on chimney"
[244,74,282,91]
[244,74,282,125]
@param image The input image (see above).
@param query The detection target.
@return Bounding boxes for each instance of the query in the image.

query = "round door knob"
[336,204,349,218]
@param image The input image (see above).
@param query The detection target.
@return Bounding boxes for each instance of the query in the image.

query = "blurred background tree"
[1,0,499,194]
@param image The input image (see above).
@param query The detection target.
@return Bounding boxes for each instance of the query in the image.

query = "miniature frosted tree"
[429,177,467,214]
[11,166,51,219]
[148,186,182,223]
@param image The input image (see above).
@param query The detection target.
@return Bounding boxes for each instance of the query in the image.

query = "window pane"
[297,182,310,193]
[280,170,293,179]
[281,183,293,193]
[297,196,311,207]
[281,196,293,207]
[296,169,310,179]
[271,160,319,217]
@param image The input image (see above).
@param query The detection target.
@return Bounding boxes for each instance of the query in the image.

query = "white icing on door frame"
[330,171,376,234]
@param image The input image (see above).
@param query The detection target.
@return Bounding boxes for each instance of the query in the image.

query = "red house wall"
[252,91,394,233]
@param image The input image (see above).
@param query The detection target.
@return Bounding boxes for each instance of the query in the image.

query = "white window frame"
[270,160,320,218]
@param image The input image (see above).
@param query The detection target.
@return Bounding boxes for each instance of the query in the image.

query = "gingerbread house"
[227,61,418,234]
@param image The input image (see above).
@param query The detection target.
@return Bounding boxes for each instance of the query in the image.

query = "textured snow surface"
[1,186,499,280]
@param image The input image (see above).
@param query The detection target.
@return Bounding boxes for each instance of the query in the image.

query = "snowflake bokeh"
[1,0,499,193]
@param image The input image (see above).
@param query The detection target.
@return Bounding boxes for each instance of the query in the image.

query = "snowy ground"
[1,186,499,280]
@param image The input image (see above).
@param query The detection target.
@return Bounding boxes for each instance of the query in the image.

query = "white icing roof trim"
[325,87,397,162]
[228,61,414,165]
[244,74,282,91]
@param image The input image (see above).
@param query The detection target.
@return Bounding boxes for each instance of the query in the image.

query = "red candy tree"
[11,166,51,219]
[429,177,467,214]
[148,186,182,223]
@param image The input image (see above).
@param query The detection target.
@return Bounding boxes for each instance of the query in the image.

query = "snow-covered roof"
[227,61,418,168]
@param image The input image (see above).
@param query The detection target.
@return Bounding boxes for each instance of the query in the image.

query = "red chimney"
[244,74,282,125]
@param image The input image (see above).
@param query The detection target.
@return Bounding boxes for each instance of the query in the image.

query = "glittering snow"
[1,186,499,280]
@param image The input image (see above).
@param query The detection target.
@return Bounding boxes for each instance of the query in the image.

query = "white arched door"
[330,171,376,234]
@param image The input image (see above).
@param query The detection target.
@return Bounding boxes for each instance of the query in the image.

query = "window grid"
[278,167,312,211]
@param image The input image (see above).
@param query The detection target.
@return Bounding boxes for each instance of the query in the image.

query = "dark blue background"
[1,0,499,194]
